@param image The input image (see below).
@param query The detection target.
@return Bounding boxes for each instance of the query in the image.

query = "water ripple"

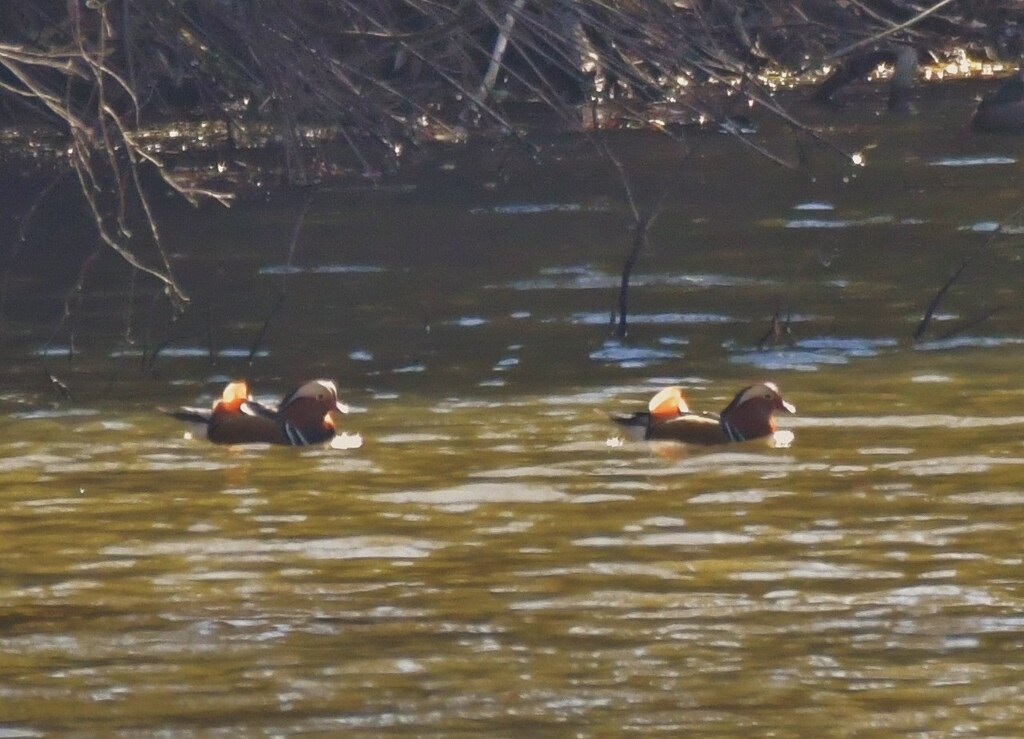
[873,456,1024,475]
[688,490,793,504]
[575,311,734,326]
[259,263,385,275]
[589,342,683,364]
[731,337,897,370]
[500,266,769,291]
[946,491,1024,505]
[929,155,1017,167]
[371,482,569,506]
[103,536,442,560]
[731,561,903,581]
[576,531,754,547]
[792,415,1024,429]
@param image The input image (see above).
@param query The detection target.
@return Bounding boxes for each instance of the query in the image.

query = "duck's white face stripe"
[738,383,780,405]
[320,380,338,396]
[315,380,349,412]
[290,380,340,403]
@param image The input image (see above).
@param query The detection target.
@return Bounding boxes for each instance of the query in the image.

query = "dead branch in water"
[913,256,972,342]
[595,134,677,340]
[757,313,792,350]
[916,255,1017,343]
[247,191,315,365]
[914,201,1024,342]
[935,304,1005,342]
[617,207,659,340]
[594,111,699,339]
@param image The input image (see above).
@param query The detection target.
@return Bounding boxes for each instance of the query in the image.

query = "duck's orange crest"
[647,386,688,420]
[213,380,250,414]
[221,380,249,403]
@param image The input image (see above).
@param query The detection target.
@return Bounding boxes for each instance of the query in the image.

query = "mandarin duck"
[611,382,795,444]
[168,379,351,446]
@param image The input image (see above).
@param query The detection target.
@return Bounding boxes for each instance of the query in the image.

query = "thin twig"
[913,204,1024,341]
[43,367,72,401]
[913,257,972,342]
[936,304,1005,342]
[757,313,791,350]
[594,133,681,338]
[247,191,314,365]
[617,206,659,339]
[823,0,960,63]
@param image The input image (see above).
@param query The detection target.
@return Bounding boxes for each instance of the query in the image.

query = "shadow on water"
[1,82,1024,733]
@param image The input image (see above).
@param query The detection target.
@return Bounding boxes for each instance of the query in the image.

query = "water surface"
[1,83,1024,735]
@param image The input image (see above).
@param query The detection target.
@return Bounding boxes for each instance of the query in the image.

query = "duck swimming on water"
[168,378,351,446]
[611,382,795,445]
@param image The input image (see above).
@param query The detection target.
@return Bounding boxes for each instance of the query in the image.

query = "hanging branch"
[0,21,190,310]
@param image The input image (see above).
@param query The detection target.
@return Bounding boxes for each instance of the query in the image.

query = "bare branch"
[823,0,961,63]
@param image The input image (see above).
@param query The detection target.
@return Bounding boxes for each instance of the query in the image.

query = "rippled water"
[2,83,1024,734]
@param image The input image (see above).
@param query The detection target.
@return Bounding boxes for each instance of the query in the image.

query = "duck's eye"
[764,393,772,400]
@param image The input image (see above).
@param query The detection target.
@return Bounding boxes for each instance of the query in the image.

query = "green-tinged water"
[2,83,1024,735]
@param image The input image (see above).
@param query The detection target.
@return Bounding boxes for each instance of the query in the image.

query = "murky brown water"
[2,82,1024,735]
